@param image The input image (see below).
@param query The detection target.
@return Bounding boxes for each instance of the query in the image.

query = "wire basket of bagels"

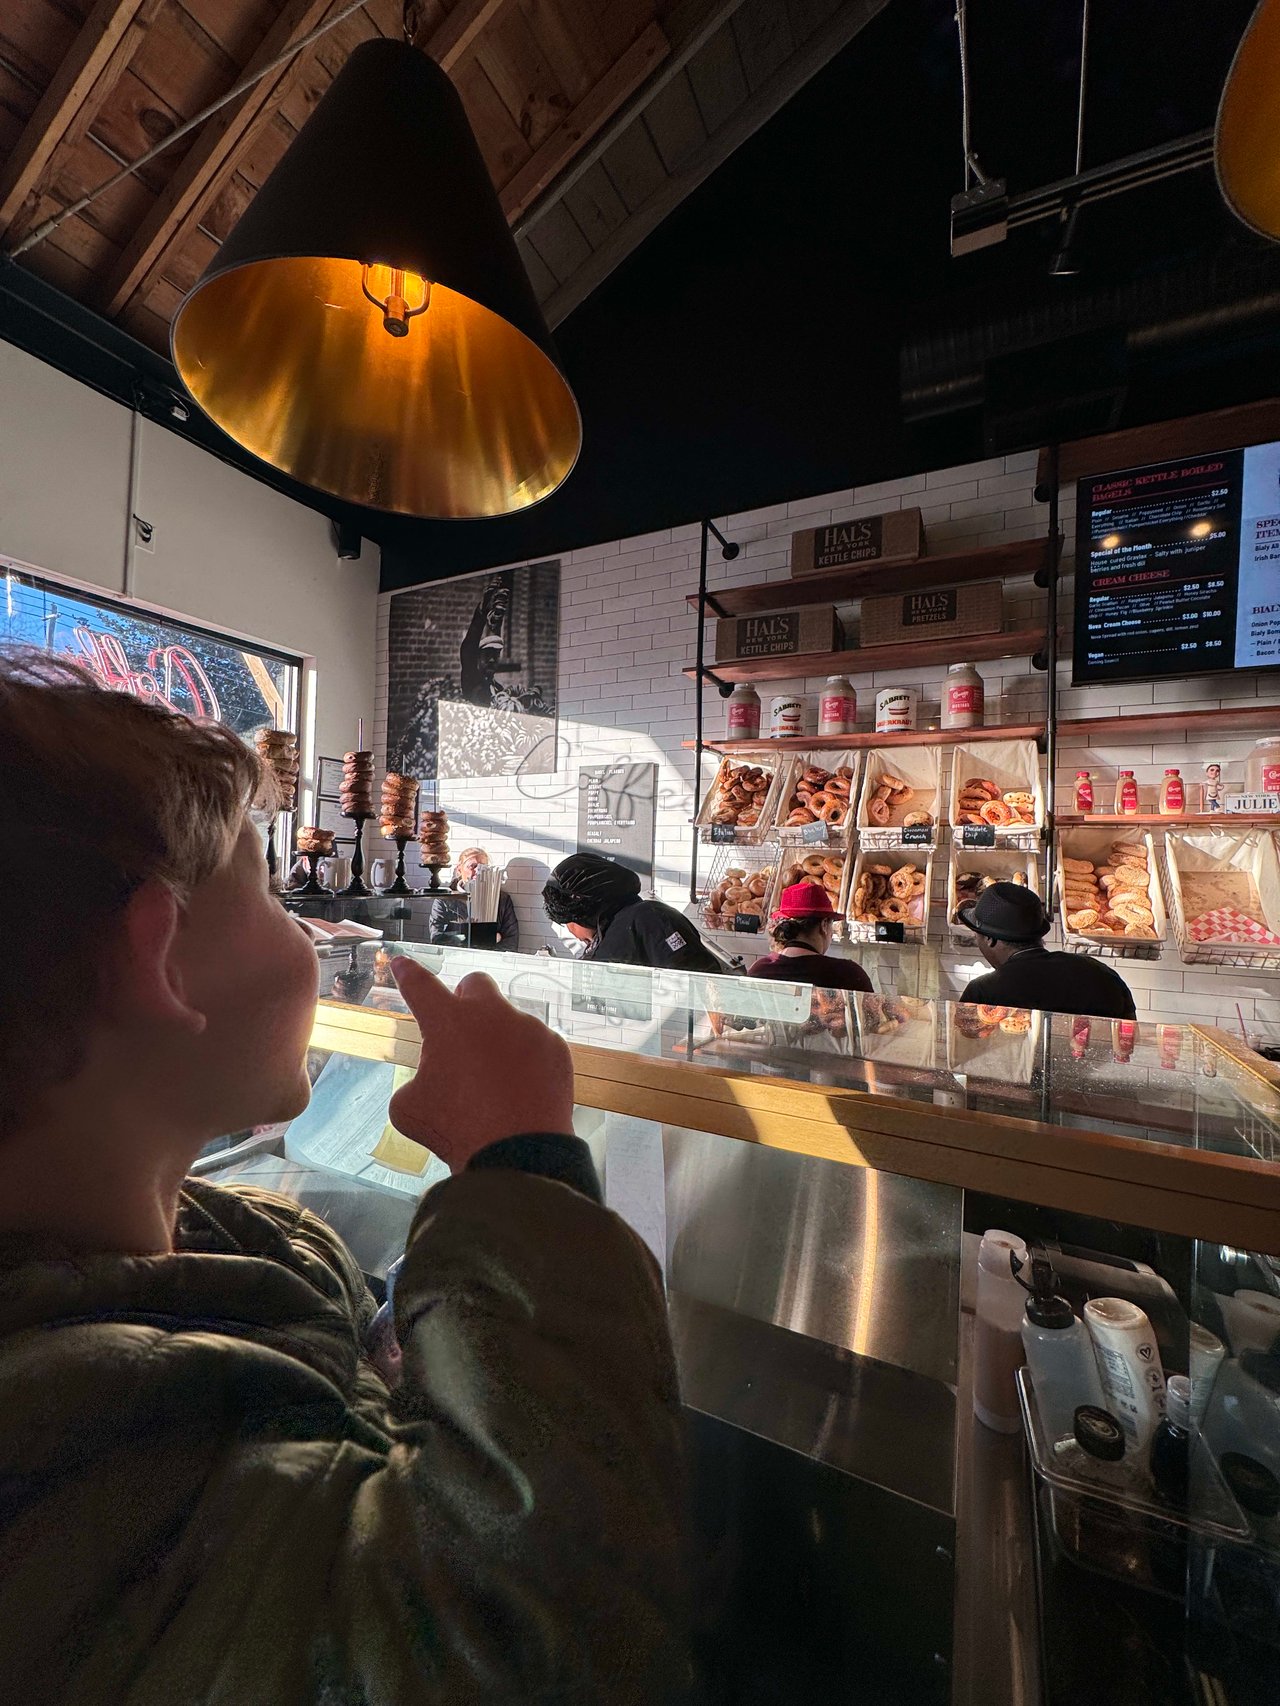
[948,739,1043,851]
[769,848,854,935]
[1163,829,1280,969]
[856,745,943,850]
[700,844,776,938]
[854,992,938,1069]
[1056,829,1166,961]
[695,755,785,844]
[774,752,860,844]
[947,847,1041,946]
[846,848,932,943]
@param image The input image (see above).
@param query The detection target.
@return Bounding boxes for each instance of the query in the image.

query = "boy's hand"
[389,960,575,1172]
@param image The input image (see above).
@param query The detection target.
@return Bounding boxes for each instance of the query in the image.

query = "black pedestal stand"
[295,850,327,897]
[381,835,415,896]
[265,815,280,889]
[423,862,447,891]
[341,814,372,897]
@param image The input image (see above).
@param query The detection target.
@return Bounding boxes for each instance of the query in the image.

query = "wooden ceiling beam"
[102,0,518,324]
[499,21,670,221]
[0,0,151,237]
[97,0,337,318]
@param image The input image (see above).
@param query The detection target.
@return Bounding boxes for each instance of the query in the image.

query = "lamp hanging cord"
[954,0,989,188]
[7,0,373,260]
[1074,0,1090,176]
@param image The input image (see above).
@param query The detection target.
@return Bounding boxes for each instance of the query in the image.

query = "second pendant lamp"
[172,39,581,519]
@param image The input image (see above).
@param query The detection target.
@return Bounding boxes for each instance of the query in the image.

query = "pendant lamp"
[1216,0,1280,241]
[172,40,581,518]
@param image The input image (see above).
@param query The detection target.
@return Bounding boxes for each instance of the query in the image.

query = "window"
[1,561,301,739]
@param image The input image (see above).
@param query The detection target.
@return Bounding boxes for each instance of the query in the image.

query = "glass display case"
[202,945,1280,1706]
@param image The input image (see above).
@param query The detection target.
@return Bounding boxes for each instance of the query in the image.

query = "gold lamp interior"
[172,255,582,519]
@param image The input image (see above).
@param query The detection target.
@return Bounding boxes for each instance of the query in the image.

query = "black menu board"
[576,761,657,884]
[1074,441,1280,685]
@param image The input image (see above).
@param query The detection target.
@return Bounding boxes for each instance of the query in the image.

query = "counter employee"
[542,852,720,972]
[958,882,1136,1019]
[747,882,873,992]
[430,847,519,949]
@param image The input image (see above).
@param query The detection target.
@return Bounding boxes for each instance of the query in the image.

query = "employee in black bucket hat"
[957,882,1136,1020]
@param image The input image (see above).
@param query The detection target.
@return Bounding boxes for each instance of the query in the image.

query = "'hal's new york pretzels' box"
[859,579,1003,647]
[790,507,924,577]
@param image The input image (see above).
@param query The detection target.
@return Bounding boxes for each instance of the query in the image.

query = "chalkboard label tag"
[875,921,906,943]
[901,824,932,846]
[710,823,738,844]
[733,913,762,933]
[799,819,829,845]
[962,824,996,847]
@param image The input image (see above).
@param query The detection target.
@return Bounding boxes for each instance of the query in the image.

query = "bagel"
[976,1004,1009,1023]
[868,797,891,825]
[868,863,894,876]
[819,799,846,825]
[980,799,1014,825]
[891,784,916,806]
[958,810,984,825]
[1067,908,1100,930]
[1000,1011,1032,1034]
[1123,923,1157,938]
[1063,858,1094,876]
[902,810,933,827]
[1111,866,1152,892]
[787,808,816,826]
[889,867,915,899]
[801,854,827,875]
[835,765,855,781]
[910,870,926,895]
[963,778,1000,798]
[872,784,893,803]
[881,897,908,921]
[737,806,760,826]
[880,773,907,793]
[747,874,768,898]
[822,857,844,875]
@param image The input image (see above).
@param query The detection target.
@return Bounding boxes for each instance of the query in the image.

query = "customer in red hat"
[746,881,873,992]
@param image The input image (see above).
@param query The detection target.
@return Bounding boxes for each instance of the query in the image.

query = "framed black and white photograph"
[386,561,560,780]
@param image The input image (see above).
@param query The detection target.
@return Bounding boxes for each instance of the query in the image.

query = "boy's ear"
[113,881,207,1036]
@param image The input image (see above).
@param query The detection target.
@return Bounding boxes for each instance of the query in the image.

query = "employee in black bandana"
[542,852,720,972]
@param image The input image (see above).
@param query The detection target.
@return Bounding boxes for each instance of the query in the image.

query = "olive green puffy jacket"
[0,1172,693,1704]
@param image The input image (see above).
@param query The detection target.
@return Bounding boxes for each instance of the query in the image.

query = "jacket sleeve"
[497,890,520,950]
[324,1169,695,1704]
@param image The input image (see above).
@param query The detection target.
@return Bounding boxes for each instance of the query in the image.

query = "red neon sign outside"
[68,625,222,721]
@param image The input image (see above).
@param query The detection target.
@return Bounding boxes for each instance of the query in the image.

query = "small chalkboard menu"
[577,762,658,883]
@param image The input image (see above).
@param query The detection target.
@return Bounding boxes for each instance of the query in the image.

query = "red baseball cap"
[770,880,844,923]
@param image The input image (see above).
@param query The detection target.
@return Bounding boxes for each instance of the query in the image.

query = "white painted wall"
[376,450,1280,1033]
[0,341,378,771]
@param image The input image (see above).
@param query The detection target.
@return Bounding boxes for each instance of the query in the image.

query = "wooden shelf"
[688,626,1047,685]
[684,723,1045,754]
[689,538,1048,617]
[1060,705,1280,744]
[1056,813,1280,827]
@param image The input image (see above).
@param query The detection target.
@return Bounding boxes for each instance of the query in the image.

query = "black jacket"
[961,945,1136,1019]
[590,897,720,973]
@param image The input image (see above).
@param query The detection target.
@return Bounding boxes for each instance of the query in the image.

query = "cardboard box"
[714,604,844,663]
[790,507,924,577]
[859,578,1002,648]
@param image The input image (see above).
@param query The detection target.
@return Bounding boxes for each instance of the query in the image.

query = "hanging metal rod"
[8,0,372,259]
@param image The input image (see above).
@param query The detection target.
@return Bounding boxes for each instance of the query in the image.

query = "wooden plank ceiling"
[0,0,883,353]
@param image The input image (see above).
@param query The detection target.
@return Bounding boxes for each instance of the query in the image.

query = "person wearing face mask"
[746,882,873,992]
[429,846,519,949]
[542,851,720,971]
[0,653,693,1706]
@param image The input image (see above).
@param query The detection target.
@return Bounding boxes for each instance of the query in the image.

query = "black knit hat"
[542,851,640,927]
[957,881,1051,944]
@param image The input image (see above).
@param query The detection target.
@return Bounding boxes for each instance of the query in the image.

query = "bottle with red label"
[818,674,857,736]
[725,683,761,741]
[942,662,985,730]
[1159,768,1185,815]
[1112,1018,1137,1064]
[1074,771,1094,814]
[1248,738,1280,799]
[1114,770,1140,815]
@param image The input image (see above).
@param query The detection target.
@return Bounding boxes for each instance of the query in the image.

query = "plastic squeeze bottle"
[1016,1248,1105,1441]
[974,1230,1029,1434]
[1114,770,1140,814]
[1159,768,1185,815]
[1085,1296,1168,1451]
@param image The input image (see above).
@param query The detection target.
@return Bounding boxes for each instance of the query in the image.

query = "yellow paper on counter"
[370,1066,433,1176]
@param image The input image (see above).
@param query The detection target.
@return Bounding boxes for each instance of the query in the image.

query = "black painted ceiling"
[2,0,1273,593]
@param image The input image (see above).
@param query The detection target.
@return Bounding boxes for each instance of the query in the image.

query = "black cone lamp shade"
[172,41,581,518]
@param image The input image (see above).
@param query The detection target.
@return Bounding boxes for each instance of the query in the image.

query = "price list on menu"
[1074,452,1242,685]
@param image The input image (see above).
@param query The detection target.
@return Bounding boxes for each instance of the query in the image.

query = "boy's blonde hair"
[0,649,264,1137]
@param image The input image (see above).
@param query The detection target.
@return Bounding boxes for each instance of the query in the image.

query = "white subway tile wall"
[374,455,1280,1031]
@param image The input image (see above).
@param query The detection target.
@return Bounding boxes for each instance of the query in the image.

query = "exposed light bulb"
[1190,520,1213,538]
[361,263,431,338]
[1100,533,1121,550]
